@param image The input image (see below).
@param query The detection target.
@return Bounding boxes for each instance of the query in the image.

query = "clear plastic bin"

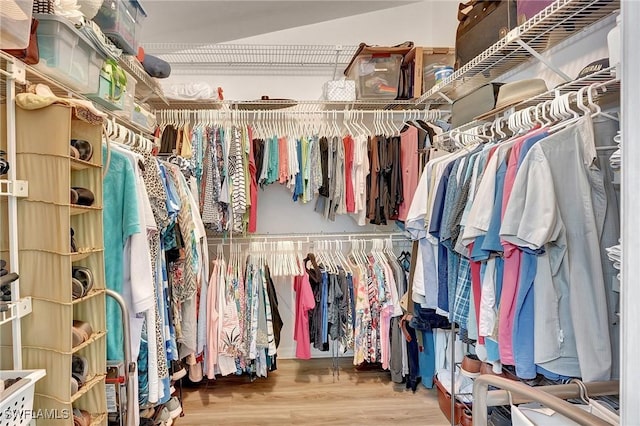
[113,70,136,119]
[131,102,155,132]
[0,0,34,49]
[93,0,147,55]
[33,14,105,94]
[421,48,455,93]
[347,54,402,100]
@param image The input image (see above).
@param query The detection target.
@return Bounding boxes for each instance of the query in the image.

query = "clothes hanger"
[382,111,390,136]
[386,110,395,136]
[335,241,351,274]
[390,110,402,136]
[549,92,581,133]
[348,240,358,266]
[587,83,619,122]
[576,86,592,116]
[494,116,507,139]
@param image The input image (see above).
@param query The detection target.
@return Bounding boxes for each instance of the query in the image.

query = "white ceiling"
[139,1,417,46]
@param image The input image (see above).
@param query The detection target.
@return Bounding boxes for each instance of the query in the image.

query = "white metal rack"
[416,0,619,105]
[150,98,433,112]
[118,54,169,106]
[141,43,360,76]
[433,65,620,150]
[0,52,32,370]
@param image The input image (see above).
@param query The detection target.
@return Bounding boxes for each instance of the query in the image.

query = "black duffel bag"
[455,0,518,69]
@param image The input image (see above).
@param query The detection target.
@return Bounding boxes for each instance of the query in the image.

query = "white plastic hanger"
[587,83,619,122]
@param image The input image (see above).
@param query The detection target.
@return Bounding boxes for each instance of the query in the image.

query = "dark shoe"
[71,355,88,388]
[70,145,80,160]
[70,188,79,204]
[72,267,94,298]
[70,139,93,162]
[71,187,95,206]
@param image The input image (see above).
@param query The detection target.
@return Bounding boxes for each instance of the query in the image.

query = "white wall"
[164,0,460,100]
[225,1,459,47]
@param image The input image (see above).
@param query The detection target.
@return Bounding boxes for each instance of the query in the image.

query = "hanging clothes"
[404,112,619,384]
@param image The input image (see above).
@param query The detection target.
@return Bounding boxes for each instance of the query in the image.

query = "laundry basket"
[0,370,46,426]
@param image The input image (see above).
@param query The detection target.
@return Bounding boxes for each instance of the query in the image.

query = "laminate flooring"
[178,358,450,425]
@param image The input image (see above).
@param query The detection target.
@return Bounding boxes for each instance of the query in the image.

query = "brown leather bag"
[3,18,40,65]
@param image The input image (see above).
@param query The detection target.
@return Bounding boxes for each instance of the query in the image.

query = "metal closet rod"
[473,375,620,426]
[207,231,408,243]
[160,109,440,115]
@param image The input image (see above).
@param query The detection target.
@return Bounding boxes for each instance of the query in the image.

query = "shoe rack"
[9,104,107,425]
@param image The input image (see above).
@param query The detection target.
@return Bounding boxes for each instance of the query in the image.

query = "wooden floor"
[177,358,449,425]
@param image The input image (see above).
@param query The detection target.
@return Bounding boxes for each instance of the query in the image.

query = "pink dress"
[294,272,316,359]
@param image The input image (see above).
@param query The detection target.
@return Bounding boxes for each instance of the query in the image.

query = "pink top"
[344,136,356,213]
[497,137,526,364]
[294,272,316,359]
[397,126,419,221]
[278,137,288,184]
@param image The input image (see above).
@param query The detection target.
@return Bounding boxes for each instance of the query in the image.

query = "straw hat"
[475,78,548,120]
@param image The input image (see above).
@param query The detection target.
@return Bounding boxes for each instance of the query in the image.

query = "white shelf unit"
[0,49,31,371]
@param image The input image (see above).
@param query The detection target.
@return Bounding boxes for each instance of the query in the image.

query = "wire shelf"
[416,0,619,105]
[118,55,169,106]
[433,65,620,149]
[141,43,360,76]
[151,98,437,112]
[514,65,619,108]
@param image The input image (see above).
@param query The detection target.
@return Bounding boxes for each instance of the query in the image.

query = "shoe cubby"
[13,104,107,425]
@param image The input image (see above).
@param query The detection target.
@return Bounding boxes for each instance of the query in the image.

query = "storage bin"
[131,102,155,132]
[0,369,46,426]
[434,376,468,425]
[33,14,105,94]
[113,70,135,119]
[347,54,403,100]
[0,0,34,49]
[87,69,125,110]
[421,47,456,93]
[93,0,146,55]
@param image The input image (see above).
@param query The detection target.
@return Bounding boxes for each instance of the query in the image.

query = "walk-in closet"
[0,0,636,425]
